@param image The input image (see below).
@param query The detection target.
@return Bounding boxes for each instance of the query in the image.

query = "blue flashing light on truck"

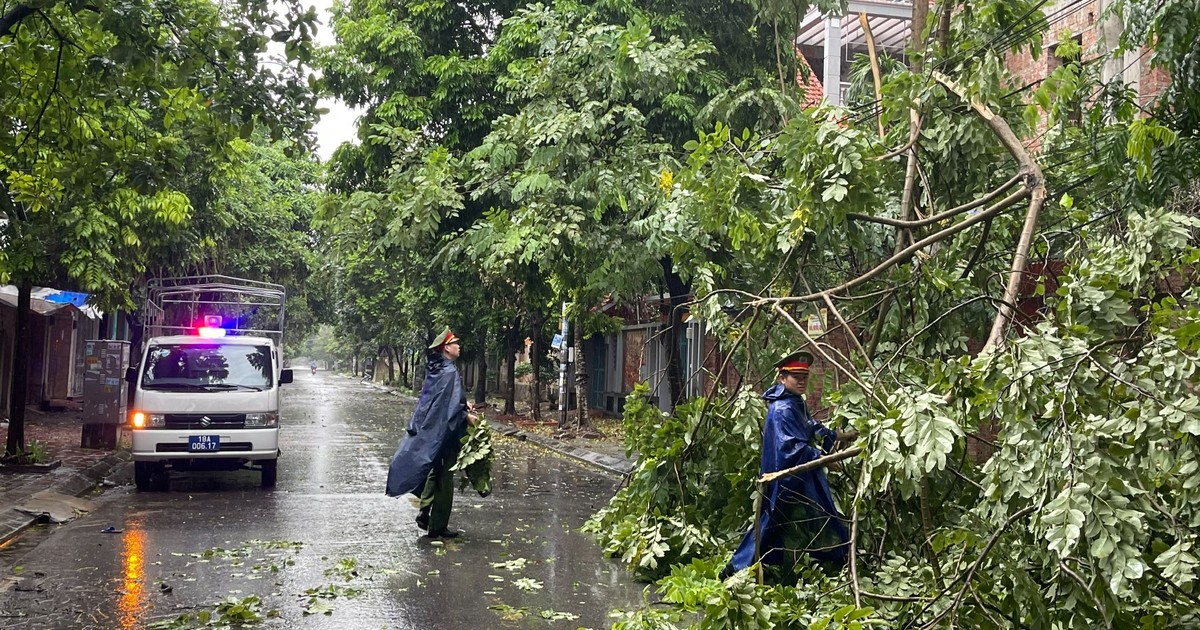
[126,276,291,490]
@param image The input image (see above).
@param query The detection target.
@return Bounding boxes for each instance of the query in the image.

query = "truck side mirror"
[125,367,137,384]
[279,369,293,385]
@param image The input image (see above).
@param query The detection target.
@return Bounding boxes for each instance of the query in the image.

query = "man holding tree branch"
[721,351,857,580]
[385,328,478,539]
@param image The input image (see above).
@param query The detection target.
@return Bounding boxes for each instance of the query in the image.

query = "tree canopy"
[311,0,1200,626]
[1,0,323,454]
[0,0,322,305]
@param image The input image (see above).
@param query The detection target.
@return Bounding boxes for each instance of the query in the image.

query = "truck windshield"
[142,344,273,391]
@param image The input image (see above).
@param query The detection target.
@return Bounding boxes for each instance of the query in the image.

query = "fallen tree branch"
[822,291,869,362]
[874,109,923,161]
[861,590,932,602]
[846,173,1022,229]
[959,216,993,279]
[932,71,1047,353]
[768,187,1030,304]
[759,447,863,484]
[849,463,869,609]
[917,504,1038,629]
[897,108,922,250]
[770,304,881,405]
[861,12,886,140]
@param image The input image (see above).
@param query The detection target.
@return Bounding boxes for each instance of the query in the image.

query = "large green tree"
[0,0,320,456]
[319,0,539,406]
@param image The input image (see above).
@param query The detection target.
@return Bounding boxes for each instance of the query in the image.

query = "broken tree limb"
[770,304,882,406]
[847,173,1022,228]
[875,109,923,161]
[849,464,870,609]
[753,484,764,584]
[822,291,869,362]
[759,447,864,484]
[860,12,885,139]
[770,187,1030,303]
[932,71,1047,352]
[897,110,922,250]
[985,183,1046,350]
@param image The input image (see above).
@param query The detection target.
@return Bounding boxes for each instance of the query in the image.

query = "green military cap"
[774,350,813,373]
[429,327,461,350]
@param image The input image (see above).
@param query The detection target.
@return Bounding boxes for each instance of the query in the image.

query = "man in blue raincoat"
[386,328,477,538]
[721,351,855,579]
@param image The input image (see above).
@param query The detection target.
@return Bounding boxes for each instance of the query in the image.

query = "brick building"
[794,0,1171,112]
[1004,0,1169,110]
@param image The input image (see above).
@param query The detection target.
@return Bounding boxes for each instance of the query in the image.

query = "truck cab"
[127,276,290,489]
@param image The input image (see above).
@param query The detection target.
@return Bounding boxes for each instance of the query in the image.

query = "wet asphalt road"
[0,371,647,629]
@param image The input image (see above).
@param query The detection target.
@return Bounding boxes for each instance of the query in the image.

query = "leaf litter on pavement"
[144,541,377,626]
[146,425,619,627]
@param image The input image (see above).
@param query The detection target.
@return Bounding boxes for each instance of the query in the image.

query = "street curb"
[346,374,635,477]
[0,450,132,547]
[487,421,634,477]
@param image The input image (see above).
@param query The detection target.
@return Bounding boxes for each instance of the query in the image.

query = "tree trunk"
[573,317,589,430]
[869,1,933,355]
[911,0,930,72]
[413,350,427,391]
[386,346,396,383]
[530,313,545,422]
[937,0,953,53]
[504,318,520,415]
[353,355,359,377]
[400,347,410,388]
[475,325,487,404]
[661,258,690,409]
[5,281,30,457]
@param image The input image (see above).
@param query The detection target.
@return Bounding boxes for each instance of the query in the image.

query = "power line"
[840,0,1092,128]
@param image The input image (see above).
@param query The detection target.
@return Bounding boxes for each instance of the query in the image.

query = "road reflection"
[118,522,146,629]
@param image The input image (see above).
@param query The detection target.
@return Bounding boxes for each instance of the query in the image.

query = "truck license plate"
[189,435,220,452]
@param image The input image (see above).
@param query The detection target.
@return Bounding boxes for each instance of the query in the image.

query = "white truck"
[126,276,292,490]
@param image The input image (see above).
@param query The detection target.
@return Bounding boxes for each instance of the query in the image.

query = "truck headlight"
[245,413,278,427]
[130,412,165,428]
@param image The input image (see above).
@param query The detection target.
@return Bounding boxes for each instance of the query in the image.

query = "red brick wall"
[1006,1,1102,91]
[1004,1,1169,119]
[1141,65,1171,107]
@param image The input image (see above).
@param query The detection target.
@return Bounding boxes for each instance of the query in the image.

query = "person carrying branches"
[720,351,858,580]
[385,328,478,539]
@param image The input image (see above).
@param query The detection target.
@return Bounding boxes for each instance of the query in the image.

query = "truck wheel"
[261,460,277,488]
[135,462,153,491]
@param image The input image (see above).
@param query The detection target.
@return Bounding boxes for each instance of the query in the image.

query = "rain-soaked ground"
[0,371,649,629]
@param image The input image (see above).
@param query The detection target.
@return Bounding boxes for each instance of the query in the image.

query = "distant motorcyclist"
[310,360,318,374]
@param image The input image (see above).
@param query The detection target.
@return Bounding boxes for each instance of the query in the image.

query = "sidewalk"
[0,409,131,546]
[356,376,635,476]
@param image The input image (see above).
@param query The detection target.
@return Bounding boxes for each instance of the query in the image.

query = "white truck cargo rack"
[143,275,286,343]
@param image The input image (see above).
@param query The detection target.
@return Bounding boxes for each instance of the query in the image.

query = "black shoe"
[415,508,430,531]
[718,564,735,580]
[426,528,461,539]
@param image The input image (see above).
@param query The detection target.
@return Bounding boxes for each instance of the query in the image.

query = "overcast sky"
[308,0,360,162]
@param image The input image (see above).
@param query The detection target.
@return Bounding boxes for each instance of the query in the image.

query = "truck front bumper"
[131,428,280,461]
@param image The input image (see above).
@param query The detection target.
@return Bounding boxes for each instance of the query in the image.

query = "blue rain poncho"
[385,354,468,497]
[728,383,849,572]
